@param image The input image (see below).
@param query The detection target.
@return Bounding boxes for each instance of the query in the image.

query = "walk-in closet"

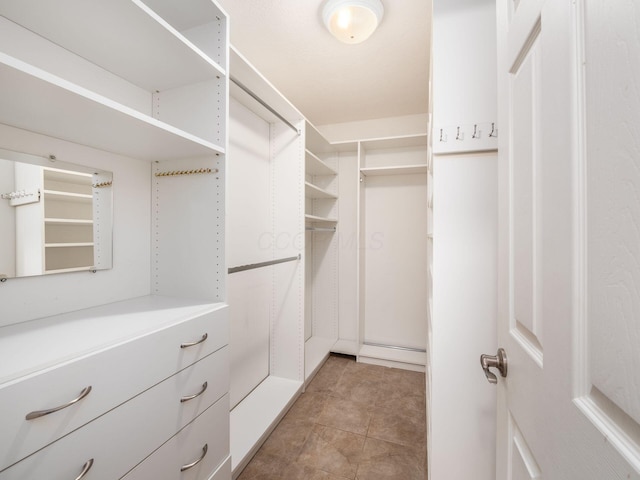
[1,1,438,479]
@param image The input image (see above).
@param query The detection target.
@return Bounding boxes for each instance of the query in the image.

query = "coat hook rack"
[154,168,218,177]
[456,126,464,141]
[1,188,40,206]
[92,181,113,188]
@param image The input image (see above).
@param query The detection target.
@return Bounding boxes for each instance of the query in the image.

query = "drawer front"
[122,395,230,480]
[208,457,232,480]
[0,305,228,471]
[0,347,229,479]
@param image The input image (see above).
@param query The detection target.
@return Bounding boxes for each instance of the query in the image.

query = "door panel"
[497,0,640,477]
[573,0,640,468]
[511,26,543,359]
[510,415,541,480]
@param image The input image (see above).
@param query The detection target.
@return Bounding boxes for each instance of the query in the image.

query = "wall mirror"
[0,148,113,279]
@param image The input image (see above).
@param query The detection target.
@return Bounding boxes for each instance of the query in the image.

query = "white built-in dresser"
[0,0,231,478]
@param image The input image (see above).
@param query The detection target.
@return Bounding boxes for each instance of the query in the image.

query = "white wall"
[363,172,428,350]
[432,0,497,127]
[431,0,498,479]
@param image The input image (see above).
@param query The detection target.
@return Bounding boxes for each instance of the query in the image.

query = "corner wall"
[431,0,498,479]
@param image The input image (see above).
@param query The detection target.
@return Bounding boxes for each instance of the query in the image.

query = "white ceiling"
[217,0,432,127]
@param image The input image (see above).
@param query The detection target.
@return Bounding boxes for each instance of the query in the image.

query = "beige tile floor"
[237,354,427,480]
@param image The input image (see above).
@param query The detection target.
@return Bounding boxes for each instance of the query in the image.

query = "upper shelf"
[230,47,301,128]
[305,150,337,176]
[0,54,225,161]
[305,121,336,155]
[360,165,428,176]
[360,134,429,151]
[305,182,337,199]
[0,0,226,92]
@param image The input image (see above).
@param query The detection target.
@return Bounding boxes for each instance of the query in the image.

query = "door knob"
[480,348,507,384]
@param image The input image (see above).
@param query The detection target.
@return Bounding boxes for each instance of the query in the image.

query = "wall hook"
[472,124,479,139]
[439,128,447,142]
[489,123,498,138]
[456,126,464,141]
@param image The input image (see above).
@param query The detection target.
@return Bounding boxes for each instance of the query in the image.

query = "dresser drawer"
[0,304,227,471]
[209,457,232,480]
[0,347,229,479]
[122,394,230,480]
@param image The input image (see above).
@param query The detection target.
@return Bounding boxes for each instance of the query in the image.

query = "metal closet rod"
[306,226,336,232]
[230,76,301,136]
[228,254,301,274]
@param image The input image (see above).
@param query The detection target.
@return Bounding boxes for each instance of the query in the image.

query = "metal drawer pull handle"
[26,386,92,420]
[180,444,208,472]
[75,458,94,480]
[180,333,208,349]
[180,382,208,403]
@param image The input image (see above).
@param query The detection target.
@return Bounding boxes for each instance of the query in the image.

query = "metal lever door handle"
[480,348,507,384]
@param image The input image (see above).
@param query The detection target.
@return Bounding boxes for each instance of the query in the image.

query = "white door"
[495,0,640,478]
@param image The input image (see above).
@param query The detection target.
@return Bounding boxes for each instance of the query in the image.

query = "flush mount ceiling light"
[322,0,384,44]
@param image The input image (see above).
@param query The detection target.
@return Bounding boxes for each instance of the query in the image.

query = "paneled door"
[495,0,640,478]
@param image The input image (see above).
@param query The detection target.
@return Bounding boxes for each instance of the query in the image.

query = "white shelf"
[305,182,337,199]
[230,46,302,127]
[305,149,337,176]
[44,266,94,275]
[44,168,93,184]
[0,54,225,161]
[230,376,303,475]
[305,336,335,381]
[305,121,335,155]
[305,214,338,225]
[329,140,359,153]
[43,190,93,202]
[45,242,94,248]
[360,165,428,176]
[361,133,429,150]
[1,0,226,92]
[45,218,94,226]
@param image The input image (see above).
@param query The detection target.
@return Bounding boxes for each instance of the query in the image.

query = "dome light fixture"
[322,0,384,45]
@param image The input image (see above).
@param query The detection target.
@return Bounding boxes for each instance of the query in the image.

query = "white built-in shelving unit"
[42,168,95,273]
[226,47,345,477]
[227,46,305,479]
[329,133,429,371]
[304,122,340,381]
[0,1,231,478]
